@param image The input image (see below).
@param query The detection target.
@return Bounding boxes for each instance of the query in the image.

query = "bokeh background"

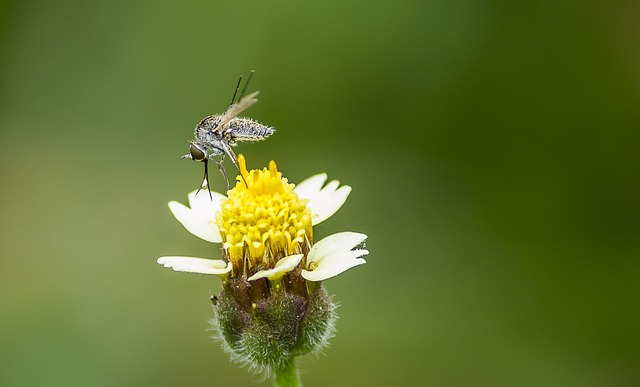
[1,1,639,386]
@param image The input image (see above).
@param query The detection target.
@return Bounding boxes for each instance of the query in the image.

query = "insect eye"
[189,143,206,161]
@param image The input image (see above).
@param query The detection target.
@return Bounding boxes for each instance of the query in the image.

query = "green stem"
[274,360,301,387]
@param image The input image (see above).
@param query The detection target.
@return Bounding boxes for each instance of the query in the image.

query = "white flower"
[168,173,351,244]
[157,160,366,281]
[301,232,368,281]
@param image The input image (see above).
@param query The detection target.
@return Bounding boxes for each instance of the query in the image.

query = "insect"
[182,71,275,196]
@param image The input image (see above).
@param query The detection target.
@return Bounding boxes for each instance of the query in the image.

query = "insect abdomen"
[227,117,275,141]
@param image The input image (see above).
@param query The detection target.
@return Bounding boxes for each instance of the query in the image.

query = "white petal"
[311,249,369,269]
[310,184,351,225]
[307,232,368,265]
[293,173,327,200]
[168,201,222,243]
[247,254,304,281]
[157,256,232,275]
[302,257,366,281]
[302,232,368,281]
[294,174,352,225]
[188,189,226,215]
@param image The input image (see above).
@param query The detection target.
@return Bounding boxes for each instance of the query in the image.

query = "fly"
[181,71,275,197]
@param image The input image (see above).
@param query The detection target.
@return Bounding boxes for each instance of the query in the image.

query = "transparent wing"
[216,91,259,133]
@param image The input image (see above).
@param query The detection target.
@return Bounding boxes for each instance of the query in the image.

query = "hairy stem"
[274,360,301,387]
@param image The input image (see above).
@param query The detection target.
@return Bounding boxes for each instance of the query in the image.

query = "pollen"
[216,155,313,275]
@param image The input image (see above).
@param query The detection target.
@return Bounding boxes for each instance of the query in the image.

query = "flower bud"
[213,272,336,371]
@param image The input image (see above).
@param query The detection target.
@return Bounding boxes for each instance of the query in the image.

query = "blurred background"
[1,1,639,386]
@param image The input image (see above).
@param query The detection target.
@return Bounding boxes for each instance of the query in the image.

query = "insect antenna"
[229,70,256,105]
[195,159,214,201]
[229,76,243,106]
[238,70,255,101]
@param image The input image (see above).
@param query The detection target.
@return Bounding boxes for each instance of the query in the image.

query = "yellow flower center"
[216,155,313,277]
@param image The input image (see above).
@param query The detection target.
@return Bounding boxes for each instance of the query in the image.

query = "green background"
[1,1,639,386]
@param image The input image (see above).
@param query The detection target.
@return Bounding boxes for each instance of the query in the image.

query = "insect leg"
[212,155,231,192]
[220,142,248,188]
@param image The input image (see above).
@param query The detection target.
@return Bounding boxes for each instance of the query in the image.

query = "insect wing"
[216,91,260,134]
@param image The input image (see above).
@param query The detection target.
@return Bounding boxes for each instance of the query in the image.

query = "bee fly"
[182,71,275,197]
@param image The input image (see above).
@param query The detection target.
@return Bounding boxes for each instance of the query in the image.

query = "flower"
[157,154,368,378]
[157,155,367,282]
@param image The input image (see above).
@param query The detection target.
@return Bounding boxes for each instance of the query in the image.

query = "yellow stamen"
[217,155,313,277]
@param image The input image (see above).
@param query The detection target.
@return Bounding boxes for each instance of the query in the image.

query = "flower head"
[217,156,313,277]
[159,155,367,282]
[157,155,368,376]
